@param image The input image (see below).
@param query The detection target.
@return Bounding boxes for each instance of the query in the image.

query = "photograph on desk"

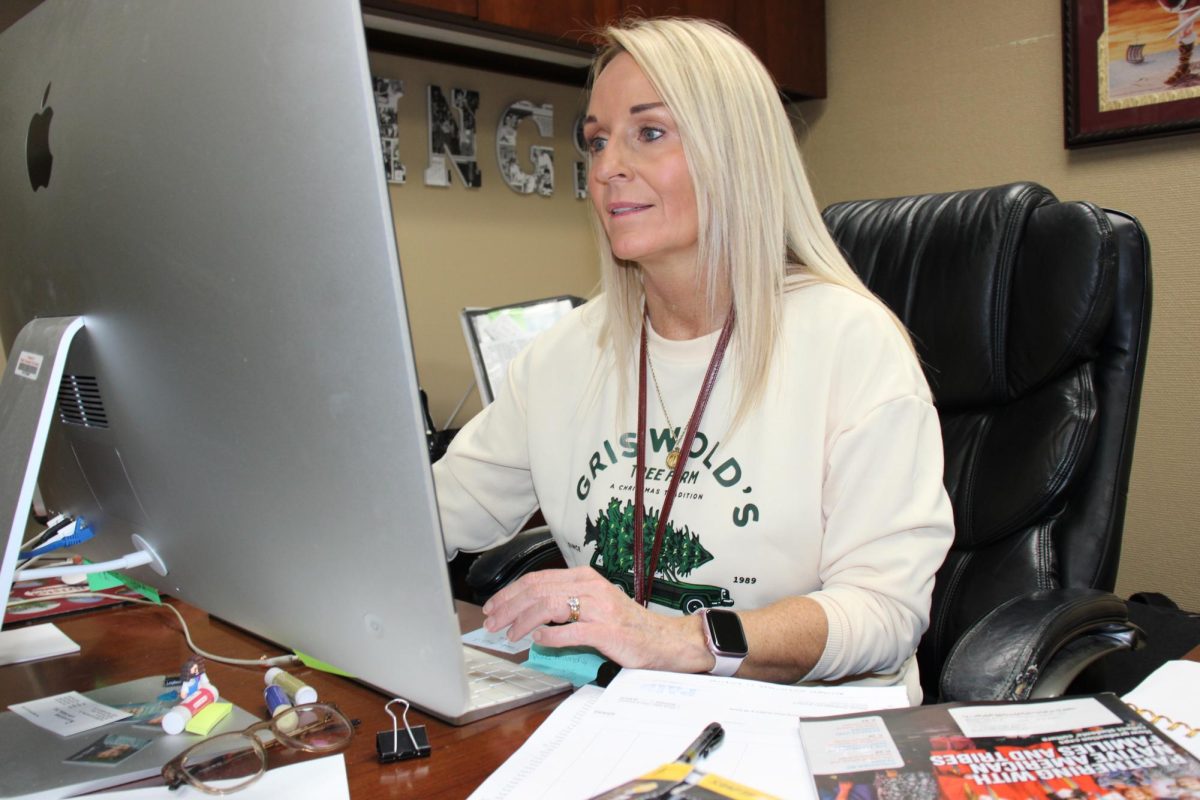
[798,694,1200,800]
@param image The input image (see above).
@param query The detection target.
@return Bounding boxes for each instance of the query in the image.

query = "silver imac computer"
[460,295,584,406]
[0,0,569,725]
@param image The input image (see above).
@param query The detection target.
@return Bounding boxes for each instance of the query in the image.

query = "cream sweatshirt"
[435,282,954,702]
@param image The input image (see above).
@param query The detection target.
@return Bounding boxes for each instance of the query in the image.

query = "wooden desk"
[0,599,563,799]
[8,605,1196,797]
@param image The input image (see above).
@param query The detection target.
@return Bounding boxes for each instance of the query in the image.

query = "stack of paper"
[469,669,910,800]
[1123,659,1200,759]
[0,623,80,666]
[93,754,351,799]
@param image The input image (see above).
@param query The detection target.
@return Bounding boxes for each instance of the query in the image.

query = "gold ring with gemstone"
[567,596,581,623]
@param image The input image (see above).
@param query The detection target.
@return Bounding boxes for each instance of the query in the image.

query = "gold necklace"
[645,347,682,469]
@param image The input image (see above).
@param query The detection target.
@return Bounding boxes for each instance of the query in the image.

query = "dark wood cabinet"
[734,0,825,98]
[367,0,479,16]
[477,0,621,46]
[610,0,825,97]
[361,0,826,98]
[620,0,737,29]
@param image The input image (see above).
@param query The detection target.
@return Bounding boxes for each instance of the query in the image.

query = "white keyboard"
[459,645,573,724]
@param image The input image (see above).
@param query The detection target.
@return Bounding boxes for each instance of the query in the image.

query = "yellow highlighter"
[184,701,233,736]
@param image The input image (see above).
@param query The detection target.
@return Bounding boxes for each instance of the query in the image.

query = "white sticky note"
[949,697,1120,738]
[8,691,132,737]
[462,625,534,655]
[800,714,906,774]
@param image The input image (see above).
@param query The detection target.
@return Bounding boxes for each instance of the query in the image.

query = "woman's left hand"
[481,565,713,673]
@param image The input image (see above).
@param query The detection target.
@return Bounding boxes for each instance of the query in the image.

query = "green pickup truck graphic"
[584,497,734,614]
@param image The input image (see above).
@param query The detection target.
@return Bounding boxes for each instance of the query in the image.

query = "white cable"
[16,552,93,586]
[4,593,300,668]
[14,552,50,570]
[442,378,477,431]
[14,554,72,571]
[14,548,154,581]
[19,513,69,550]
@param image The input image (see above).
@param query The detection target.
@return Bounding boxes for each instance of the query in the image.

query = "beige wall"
[798,1,1200,609]
[368,52,600,429]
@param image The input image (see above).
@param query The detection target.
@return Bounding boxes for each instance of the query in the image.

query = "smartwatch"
[697,608,748,677]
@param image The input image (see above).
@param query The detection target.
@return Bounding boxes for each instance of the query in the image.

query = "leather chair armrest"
[939,587,1144,703]
[464,526,563,604]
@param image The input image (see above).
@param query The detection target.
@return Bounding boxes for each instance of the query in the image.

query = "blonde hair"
[589,18,911,422]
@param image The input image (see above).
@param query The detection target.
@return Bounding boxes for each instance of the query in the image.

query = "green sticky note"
[294,651,354,678]
[118,575,161,603]
[524,643,605,687]
[86,571,124,591]
[185,701,232,736]
[84,568,161,603]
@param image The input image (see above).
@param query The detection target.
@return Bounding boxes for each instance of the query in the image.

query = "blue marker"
[264,684,297,733]
[264,684,292,717]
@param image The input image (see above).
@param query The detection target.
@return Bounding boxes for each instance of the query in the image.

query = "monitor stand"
[0,316,85,658]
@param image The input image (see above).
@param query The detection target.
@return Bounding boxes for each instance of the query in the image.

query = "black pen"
[584,722,727,800]
[676,721,725,765]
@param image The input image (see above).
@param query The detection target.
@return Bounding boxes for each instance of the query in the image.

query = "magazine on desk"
[797,693,1200,800]
[5,576,141,625]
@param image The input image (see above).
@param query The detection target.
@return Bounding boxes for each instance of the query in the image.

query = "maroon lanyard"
[632,309,735,607]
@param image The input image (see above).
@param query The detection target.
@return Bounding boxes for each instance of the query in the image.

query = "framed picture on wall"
[1063,0,1200,147]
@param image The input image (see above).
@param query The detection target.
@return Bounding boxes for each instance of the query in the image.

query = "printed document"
[93,753,350,799]
[469,669,909,800]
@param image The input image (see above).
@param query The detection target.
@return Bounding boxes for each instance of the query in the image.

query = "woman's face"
[584,53,699,272]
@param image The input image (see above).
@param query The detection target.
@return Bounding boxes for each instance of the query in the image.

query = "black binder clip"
[376,698,431,763]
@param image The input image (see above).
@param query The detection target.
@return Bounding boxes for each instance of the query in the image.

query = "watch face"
[705,610,748,656]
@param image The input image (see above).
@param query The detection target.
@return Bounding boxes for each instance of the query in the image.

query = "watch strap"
[699,609,746,677]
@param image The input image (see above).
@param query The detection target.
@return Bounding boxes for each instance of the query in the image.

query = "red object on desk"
[4,577,140,626]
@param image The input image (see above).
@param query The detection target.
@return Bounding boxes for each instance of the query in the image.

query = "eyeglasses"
[161,702,355,795]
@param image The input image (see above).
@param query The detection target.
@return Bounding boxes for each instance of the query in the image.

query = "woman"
[434,17,953,702]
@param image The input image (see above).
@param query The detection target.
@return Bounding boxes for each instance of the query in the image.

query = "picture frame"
[1063,0,1200,148]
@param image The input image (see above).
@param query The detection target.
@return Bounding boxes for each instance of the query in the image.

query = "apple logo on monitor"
[27,83,54,191]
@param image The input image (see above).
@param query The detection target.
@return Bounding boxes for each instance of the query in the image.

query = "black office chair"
[822,182,1152,702]
[465,182,1153,704]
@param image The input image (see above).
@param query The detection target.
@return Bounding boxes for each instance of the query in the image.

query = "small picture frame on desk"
[1063,0,1200,147]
